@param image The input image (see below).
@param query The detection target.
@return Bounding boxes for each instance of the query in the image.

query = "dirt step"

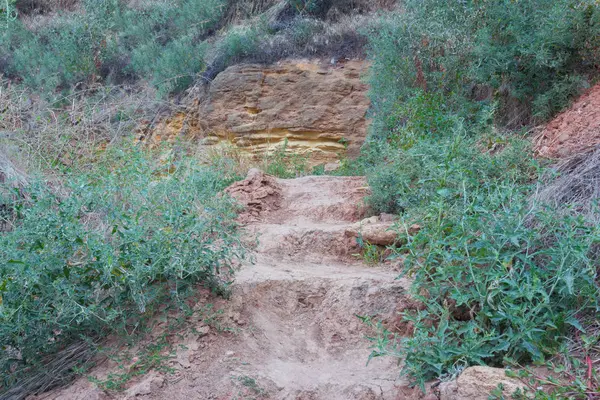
[160,275,411,400]
[250,223,360,262]
[231,275,411,332]
[265,175,369,225]
[236,257,401,284]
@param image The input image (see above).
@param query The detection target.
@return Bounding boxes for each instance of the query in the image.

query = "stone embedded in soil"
[324,161,341,172]
[196,325,210,337]
[123,372,165,399]
[345,214,421,246]
[438,366,527,400]
[223,168,281,224]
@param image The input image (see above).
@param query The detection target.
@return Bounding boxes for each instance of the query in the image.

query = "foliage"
[364,134,600,388]
[364,130,535,215]
[0,0,380,95]
[501,356,600,399]
[88,337,175,392]
[132,34,208,96]
[0,143,243,389]
[232,374,268,399]
[211,22,265,69]
[262,139,310,179]
[354,236,384,266]
[0,0,226,94]
[0,0,17,27]
[366,0,600,136]
[362,1,600,389]
[289,0,319,15]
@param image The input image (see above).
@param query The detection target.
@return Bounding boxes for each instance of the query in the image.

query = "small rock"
[324,161,341,172]
[197,325,210,337]
[379,213,396,223]
[200,136,220,145]
[556,147,572,158]
[124,372,165,398]
[346,215,401,246]
[176,350,192,369]
[185,334,200,351]
[254,187,269,199]
[363,216,379,225]
[409,224,421,234]
[438,366,526,400]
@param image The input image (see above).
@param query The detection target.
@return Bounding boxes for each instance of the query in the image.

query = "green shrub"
[363,134,600,388]
[365,132,534,215]
[366,0,600,136]
[0,0,226,94]
[213,22,265,65]
[263,139,310,178]
[123,0,225,92]
[133,35,208,95]
[289,0,319,15]
[361,0,600,391]
[0,143,243,389]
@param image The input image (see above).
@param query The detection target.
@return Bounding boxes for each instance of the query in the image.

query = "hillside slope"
[37,171,414,400]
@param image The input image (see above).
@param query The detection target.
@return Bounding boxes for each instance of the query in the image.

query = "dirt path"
[38,172,411,400]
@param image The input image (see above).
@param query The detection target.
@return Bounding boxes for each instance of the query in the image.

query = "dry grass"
[0,150,27,232]
[16,0,79,14]
[0,81,172,172]
[221,0,398,25]
[534,145,600,221]
[264,13,373,59]
[1,341,98,400]
[202,11,376,82]
[0,81,171,233]
[222,0,280,25]
[196,141,255,179]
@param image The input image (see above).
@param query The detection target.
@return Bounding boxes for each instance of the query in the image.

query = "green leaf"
[565,316,585,333]
[521,340,543,360]
[436,188,451,198]
[563,271,574,295]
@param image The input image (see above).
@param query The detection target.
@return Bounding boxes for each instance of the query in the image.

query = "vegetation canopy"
[0,145,244,392]
[1,0,600,398]
[360,0,600,395]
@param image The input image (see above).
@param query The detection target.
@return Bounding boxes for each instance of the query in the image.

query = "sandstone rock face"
[438,366,527,400]
[200,60,370,163]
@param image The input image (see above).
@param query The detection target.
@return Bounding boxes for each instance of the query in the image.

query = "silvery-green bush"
[0,144,243,387]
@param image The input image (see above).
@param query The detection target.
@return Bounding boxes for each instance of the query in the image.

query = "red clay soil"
[535,82,600,159]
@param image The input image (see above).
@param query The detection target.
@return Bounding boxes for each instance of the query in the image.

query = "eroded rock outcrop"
[200,60,370,163]
[144,60,370,163]
[224,168,282,224]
